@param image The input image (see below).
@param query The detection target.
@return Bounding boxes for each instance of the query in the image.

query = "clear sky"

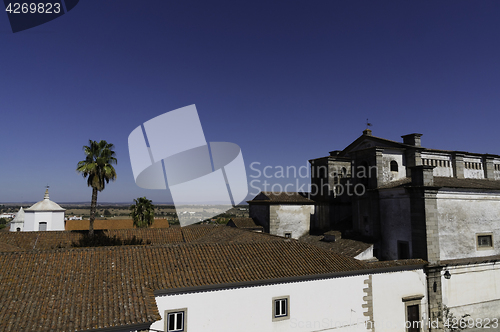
[1,1,500,204]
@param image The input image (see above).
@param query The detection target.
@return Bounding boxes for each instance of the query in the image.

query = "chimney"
[323,230,341,242]
[329,150,341,157]
[410,165,434,186]
[363,128,372,136]
[402,133,423,147]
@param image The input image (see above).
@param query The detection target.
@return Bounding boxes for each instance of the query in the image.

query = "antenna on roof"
[366,119,373,128]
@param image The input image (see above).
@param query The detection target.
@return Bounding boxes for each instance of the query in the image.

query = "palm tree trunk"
[89,187,98,237]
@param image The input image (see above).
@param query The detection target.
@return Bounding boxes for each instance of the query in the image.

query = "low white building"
[9,207,24,232]
[249,192,315,239]
[22,188,65,231]
[0,227,429,332]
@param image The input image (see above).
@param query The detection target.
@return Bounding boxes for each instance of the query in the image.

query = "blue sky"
[1,1,500,203]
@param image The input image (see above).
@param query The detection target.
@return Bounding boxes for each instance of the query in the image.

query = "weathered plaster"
[272,205,314,239]
[436,190,500,260]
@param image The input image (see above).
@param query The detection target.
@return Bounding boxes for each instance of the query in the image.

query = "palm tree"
[130,197,155,228]
[76,140,117,237]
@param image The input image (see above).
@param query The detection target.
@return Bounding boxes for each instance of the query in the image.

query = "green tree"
[130,197,155,228]
[103,209,111,217]
[76,140,117,237]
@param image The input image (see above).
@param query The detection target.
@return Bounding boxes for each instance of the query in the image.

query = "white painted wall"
[493,161,500,180]
[441,262,500,320]
[421,153,453,177]
[463,157,484,179]
[23,211,65,231]
[381,150,406,184]
[354,246,374,261]
[372,269,428,332]
[152,269,427,332]
[152,276,369,332]
[436,190,500,260]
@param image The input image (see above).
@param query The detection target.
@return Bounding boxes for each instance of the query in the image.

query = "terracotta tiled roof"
[0,241,22,252]
[366,259,428,268]
[440,254,500,266]
[0,240,369,332]
[65,218,170,231]
[249,191,314,204]
[227,217,263,230]
[0,247,160,332]
[188,225,278,244]
[299,234,372,258]
[0,225,283,252]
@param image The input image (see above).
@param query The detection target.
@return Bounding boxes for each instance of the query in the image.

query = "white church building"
[13,188,66,232]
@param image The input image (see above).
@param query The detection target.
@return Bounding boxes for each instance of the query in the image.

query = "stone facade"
[309,130,500,329]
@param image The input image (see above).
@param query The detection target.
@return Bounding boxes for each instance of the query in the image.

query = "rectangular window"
[165,309,187,332]
[477,234,493,250]
[275,299,287,317]
[402,295,424,332]
[284,233,292,239]
[272,296,290,321]
[398,241,410,259]
[38,222,47,231]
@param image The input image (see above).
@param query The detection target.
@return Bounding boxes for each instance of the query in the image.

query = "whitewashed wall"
[152,276,369,332]
[372,269,428,332]
[441,262,500,320]
[23,211,65,231]
[463,157,484,179]
[381,150,406,184]
[421,153,453,177]
[151,268,427,332]
[272,205,314,239]
[436,190,500,260]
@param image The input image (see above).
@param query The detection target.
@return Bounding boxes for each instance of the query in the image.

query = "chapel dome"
[25,188,66,212]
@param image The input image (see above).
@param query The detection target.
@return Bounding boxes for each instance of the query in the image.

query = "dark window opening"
[477,235,493,248]
[274,299,288,318]
[390,160,398,172]
[167,311,184,332]
[398,241,410,259]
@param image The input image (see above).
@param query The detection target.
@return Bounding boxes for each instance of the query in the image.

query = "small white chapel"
[13,187,66,232]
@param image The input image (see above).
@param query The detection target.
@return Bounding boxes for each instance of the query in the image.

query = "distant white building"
[9,207,25,232]
[22,188,66,231]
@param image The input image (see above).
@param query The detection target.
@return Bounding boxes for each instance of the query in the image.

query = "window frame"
[272,296,290,322]
[165,308,187,332]
[402,295,424,332]
[476,233,494,250]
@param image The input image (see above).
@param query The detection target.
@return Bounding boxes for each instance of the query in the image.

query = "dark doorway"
[407,304,420,332]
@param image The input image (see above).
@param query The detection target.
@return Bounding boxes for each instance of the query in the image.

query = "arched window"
[16,227,20,232]
[390,160,398,172]
[39,222,47,231]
